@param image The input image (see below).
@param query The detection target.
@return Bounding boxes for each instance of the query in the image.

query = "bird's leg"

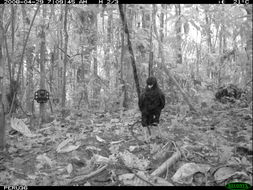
[144,126,152,142]
[152,123,162,138]
[144,127,149,142]
[157,124,162,138]
[152,112,162,138]
[147,125,151,136]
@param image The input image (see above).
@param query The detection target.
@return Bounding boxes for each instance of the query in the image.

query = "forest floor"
[0,99,252,186]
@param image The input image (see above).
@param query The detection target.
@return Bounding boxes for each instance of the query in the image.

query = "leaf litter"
[0,100,252,186]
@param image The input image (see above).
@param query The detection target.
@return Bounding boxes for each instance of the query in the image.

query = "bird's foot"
[144,128,151,143]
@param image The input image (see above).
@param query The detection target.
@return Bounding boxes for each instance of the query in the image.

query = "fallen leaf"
[11,118,37,137]
[66,163,73,174]
[57,143,81,153]
[110,140,123,145]
[86,146,101,152]
[56,138,73,152]
[172,163,210,184]
[96,135,106,143]
[93,154,110,163]
[214,166,236,182]
[129,146,139,152]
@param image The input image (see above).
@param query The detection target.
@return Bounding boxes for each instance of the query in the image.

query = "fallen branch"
[70,164,108,184]
[151,150,181,176]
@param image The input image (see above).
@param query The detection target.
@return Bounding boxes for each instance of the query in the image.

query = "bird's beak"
[148,85,153,89]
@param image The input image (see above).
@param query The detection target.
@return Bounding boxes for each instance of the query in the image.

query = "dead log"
[151,150,181,176]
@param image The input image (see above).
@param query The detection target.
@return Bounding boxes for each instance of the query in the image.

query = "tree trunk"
[0,5,6,151]
[4,29,12,83]
[9,5,39,115]
[159,4,165,88]
[92,8,99,100]
[2,12,12,112]
[204,6,213,80]
[205,7,213,53]
[118,4,141,99]
[196,36,202,82]
[49,48,55,97]
[164,5,168,38]
[57,5,64,107]
[175,4,182,65]
[26,47,34,113]
[218,6,227,88]
[22,5,33,113]
[39,5,46,123]
[11,5,16,78]
[119,5,127,109]
[17,4,40,83]
[61,4,68,117]
[142,6,150,29]
[105,9,112,81]
[148,5,154,77]
[244,5,252,89]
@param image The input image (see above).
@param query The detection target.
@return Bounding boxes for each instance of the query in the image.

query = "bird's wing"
[138,92,145,111]
[160,92,165,109]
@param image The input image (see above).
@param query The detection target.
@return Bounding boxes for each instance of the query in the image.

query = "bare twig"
[70,164,108,184]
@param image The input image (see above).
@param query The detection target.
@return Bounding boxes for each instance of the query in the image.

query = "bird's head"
[146,76,157,89]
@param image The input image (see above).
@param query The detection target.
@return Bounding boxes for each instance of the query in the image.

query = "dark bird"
[138,77,165,142]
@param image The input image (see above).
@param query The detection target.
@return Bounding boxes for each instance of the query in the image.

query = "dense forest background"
[0,4,252,116]
[0,4,252,186]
